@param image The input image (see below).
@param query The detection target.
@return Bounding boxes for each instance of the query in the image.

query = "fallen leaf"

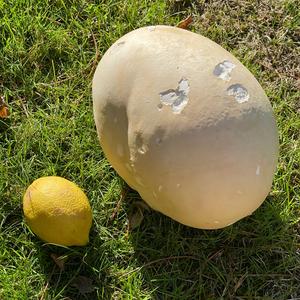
[72,276,95,294]
[0,96,9,118]
[234,273,247,293]
[129,207,144,230]
[128,200,151,230]
[177,15,193,30]
[50,253,67,271]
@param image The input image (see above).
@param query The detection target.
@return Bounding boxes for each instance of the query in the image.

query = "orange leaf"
[177,15,193,30]
[0,96,9,118]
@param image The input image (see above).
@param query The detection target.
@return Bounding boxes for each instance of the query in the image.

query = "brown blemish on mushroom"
[135,132,148,155]
[156,137,162,145]
[117,41,126,46]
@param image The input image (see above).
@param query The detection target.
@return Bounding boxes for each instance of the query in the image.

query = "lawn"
[0,0,299,299]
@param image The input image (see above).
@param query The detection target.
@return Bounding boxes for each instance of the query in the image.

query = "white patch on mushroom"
[113,117,118,123]
[152,191,157,198]
[227,84,249,103]
[256,165,261,176]
[148,26,156,32]
[213,60,236,81]
[138,145,147,155]
[159,78,190,114]
[213,220,220,224]
[158,185,163,192]
[176,183,181,188]
[129,161,136,172]
[117,144,124,157]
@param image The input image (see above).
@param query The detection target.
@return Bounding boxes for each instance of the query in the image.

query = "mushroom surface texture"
[92,25,279,229]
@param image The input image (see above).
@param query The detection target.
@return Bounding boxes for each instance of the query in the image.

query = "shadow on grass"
[0,118,12,140]
[0,192,112,299]
[127,191,300,299]
[23,189,299,299]
[32,229,114,300]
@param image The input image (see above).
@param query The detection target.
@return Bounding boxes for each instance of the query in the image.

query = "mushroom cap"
[92,25,279,229]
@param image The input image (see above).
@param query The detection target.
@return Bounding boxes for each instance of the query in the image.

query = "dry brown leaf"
[128,200,151,230]
[177,15,193,30]
[0,96,9,118]
[129,208,144,230]
[50,253,67,271]
[72,276,95,294]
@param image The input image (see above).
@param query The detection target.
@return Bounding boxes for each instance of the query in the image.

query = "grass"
[0,0,299,299]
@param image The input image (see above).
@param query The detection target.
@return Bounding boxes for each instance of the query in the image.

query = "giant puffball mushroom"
[92,25,279,229]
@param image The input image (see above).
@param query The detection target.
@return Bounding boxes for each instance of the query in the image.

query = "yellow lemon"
[23,176,92,246]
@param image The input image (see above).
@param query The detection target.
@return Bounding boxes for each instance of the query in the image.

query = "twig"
[110,186,128,221]
[207,249,223,261]
[117,255,200,278]
[19,98,29,117]
[89,31,100,77]
[39,265,55,300]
